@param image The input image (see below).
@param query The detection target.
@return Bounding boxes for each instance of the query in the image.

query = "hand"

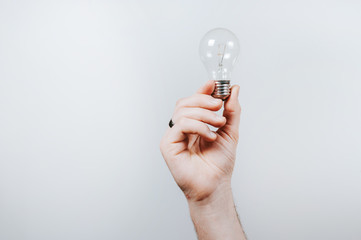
[160,80,241,202]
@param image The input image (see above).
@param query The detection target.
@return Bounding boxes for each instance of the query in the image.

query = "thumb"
[219,85,241,141]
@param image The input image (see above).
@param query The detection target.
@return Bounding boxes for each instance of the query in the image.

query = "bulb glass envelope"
[199,28,240,81]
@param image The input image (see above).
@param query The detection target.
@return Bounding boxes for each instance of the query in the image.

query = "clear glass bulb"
[199,28,240,99]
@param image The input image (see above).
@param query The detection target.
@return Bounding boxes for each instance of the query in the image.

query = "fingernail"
[211,98,221,105]
[209,132,217,138]
[215,115,224,121]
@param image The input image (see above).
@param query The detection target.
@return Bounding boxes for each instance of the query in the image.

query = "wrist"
[187,181,245,240]
[188,181,236,222]
[187,180,233,211]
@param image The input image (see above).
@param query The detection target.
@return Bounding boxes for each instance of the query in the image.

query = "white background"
[1,0,361,239]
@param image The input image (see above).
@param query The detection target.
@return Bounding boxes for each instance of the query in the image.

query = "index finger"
[197,80,216,95]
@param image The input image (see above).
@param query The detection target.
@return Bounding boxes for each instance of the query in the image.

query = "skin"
[160,80,247,240]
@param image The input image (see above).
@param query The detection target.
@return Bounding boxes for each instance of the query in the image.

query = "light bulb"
[199,28,240,100]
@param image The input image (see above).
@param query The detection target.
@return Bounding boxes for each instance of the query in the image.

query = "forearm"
[187,182,247,240]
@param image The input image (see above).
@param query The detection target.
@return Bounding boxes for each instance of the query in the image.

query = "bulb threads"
[212,80,231,100]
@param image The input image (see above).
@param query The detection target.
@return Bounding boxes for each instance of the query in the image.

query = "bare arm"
[188,184,246,240]
[160,80,247,240]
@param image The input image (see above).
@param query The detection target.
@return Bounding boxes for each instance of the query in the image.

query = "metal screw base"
[212,80,231,100]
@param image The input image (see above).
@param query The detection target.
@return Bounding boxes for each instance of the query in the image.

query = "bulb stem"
[212,80,231,100]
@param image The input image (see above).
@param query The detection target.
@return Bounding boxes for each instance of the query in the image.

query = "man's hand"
[160,80,246,240]
[160,80,240,201]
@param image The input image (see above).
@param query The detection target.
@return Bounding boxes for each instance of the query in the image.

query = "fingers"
[219,85,241,141]
[175,94,223,111]
[176,80,221,111]
[168,118,217,143]
[165,81,225,144]
[173,108,226,128]
[196,80,215,95]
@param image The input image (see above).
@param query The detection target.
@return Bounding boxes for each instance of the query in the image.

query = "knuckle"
[234,103,241,112]
[159,139,166,152]
[179,107,189,116]
[228,102,241,113]
[175,97,186,108]
[172,109,182,122]
[177,117,187,126]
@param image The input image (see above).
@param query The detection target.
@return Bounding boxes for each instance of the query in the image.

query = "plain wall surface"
[1,0,361,239]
